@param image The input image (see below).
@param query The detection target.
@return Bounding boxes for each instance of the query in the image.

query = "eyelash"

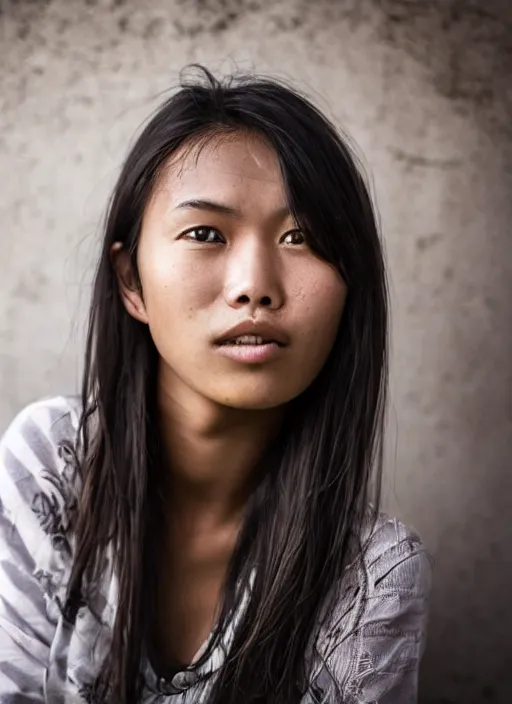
[182,227,223,244]
[181,227,306,246]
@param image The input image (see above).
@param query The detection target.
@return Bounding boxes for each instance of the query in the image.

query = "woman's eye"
[183,227,223,243]
[281,230,306,246]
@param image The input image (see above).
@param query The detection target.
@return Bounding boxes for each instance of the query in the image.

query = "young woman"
[0,66,431,703]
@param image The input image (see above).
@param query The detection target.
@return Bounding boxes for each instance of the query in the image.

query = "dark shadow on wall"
[373,1,512,703]
[376,0,512,139]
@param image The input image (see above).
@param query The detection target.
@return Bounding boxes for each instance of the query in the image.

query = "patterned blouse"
[0,396,432,703]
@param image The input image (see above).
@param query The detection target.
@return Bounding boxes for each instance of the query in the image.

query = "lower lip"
[215,342,284,364]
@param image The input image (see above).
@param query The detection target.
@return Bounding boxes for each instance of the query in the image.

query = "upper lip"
[214,320,290,346]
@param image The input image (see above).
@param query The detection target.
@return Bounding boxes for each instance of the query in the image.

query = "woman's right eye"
[182,227,223,243]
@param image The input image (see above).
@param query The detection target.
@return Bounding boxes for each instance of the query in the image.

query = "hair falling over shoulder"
[67,65,388,704]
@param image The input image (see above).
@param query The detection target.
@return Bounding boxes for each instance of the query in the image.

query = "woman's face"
[117,132,347,411]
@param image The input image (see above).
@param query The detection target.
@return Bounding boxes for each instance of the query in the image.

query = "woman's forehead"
[154,133,289,213]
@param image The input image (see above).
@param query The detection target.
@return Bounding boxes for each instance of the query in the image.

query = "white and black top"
[0,396,432,703]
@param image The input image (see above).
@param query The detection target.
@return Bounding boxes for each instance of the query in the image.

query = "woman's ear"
[110,243,149,325]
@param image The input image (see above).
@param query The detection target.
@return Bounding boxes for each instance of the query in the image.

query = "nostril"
[260,296,272,306]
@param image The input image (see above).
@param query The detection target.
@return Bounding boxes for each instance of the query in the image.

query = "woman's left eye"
[183,227,223,243]
[281,230,306,245]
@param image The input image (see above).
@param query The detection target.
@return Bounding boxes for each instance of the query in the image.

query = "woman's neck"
[157,371,284,528]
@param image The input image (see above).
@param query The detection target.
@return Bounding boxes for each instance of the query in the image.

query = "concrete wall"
[1,1,511,701]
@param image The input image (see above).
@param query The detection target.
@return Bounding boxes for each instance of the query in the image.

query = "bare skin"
[113,132,347,672]
[151,390,283,669]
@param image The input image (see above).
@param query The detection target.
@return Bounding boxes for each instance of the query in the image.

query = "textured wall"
[1,1,511,702]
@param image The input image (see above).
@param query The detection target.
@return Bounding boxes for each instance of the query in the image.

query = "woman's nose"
[223,243,285,313]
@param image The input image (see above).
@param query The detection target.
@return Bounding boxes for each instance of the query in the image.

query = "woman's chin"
[212,385,297,412]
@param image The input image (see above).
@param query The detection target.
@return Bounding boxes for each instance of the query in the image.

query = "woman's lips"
[214,341,284,364]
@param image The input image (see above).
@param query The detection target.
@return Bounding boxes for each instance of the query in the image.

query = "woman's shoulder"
[326,510,432,620]
[312,513,432,701]
[358,511,432,595]
[0,397,87,697]
[1,394,82,450]
[0,395,82,565]
[1,395,82,487]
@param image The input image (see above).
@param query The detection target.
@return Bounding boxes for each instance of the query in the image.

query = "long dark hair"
[68,65,388,703]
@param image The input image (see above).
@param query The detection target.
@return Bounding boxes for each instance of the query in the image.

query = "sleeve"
[0,403,66,702]
[327,524,432,704]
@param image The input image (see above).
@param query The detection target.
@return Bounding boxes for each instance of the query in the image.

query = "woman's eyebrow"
[174,198,292,221]
[175,198,240,216]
